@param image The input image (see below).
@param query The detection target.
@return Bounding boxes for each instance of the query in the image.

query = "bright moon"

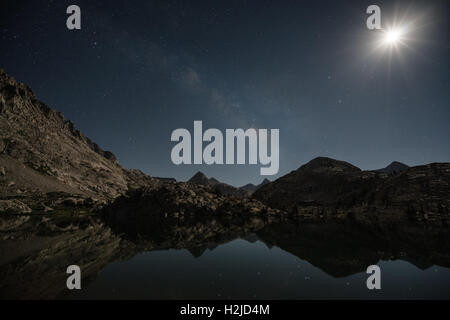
[383,28,403,45]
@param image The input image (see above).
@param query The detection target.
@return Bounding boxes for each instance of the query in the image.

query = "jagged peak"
[188,172,222,187]
[0,68,117,163]
[375,161,409,173]
[188,171,210,185]
[0,69,35,100]
[190,171,207,179]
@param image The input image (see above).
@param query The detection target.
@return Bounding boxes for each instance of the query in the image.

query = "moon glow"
[384,29,402,45]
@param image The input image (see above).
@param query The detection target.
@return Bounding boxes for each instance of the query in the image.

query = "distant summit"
[240,178,271,193]
[375,161,409,174]
[188,172,271,195]
[188,171,247,197]
[253,157,366,209]
[299,157,361,173]
[188,171,211,186]
[253,156,449,225]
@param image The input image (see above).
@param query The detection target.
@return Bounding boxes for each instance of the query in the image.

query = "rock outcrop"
[102,179,282,237]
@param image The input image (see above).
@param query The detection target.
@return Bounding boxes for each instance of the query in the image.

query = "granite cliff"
[0,69,154,212]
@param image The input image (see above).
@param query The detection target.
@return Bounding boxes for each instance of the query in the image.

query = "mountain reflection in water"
[2,213,449,299]
[67,217,450,300]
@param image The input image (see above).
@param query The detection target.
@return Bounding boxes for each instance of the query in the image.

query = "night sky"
[1,0,448,186]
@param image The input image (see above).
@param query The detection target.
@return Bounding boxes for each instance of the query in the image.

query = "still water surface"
[69,237,450,299]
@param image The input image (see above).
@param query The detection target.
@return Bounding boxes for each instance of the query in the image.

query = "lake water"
[69,232,450,300]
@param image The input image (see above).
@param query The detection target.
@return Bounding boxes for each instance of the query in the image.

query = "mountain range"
[253,157,449,225]
[240,178,271,193]
[1,68,450,299]
[188,171,270,196]
[0,69,449,227]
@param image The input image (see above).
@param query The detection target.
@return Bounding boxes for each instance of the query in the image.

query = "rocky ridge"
[187,171,248,197]
[253,157,450,226]
[240,178,271,193]
[102,178,282,237]
[0,69,155,211]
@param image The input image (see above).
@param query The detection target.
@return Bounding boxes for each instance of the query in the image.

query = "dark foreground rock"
[102,179,282,238]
